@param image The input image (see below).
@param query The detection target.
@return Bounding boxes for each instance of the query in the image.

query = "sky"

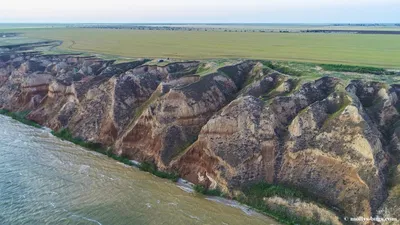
[0,0,399,23]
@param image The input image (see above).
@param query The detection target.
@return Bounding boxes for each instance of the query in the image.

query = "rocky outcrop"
[117,72,241,167]
[1,50,399,223]
[378,165,400,224]
[170,78,397,221]
[171,77,340,187]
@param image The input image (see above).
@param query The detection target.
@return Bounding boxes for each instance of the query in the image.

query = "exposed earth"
[1,40,400,225]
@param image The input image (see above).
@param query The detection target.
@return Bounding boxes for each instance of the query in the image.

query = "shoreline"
[0,114,281,224]
[1,47,396,224]
[0,112,338,225]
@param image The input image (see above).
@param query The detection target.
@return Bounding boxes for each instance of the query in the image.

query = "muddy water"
[0,115,277,225]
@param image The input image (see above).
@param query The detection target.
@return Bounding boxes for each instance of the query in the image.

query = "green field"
[6,28,400,68]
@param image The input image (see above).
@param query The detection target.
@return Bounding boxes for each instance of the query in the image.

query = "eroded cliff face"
[1,51,399,223]
[115,61,256,167]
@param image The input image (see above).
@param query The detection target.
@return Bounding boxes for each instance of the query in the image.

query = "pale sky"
[0,0,399,23]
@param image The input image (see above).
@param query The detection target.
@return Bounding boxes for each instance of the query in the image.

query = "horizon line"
[1,22,399,25]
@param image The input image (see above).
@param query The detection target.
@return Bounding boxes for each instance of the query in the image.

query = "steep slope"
[170,77,399,220]
[115,61,256,168]
[1,50,399,224]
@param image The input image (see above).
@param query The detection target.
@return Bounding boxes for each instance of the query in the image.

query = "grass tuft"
[319,63,394,75]
[193,181,333,224]
[0,109,41,128]
[139,161,179,182]
[263,61,306,77]
[48,128,181,182]
[243,182,305,199]
[51,128,133,166]
[193,184,225,197]
[237,182,334,225]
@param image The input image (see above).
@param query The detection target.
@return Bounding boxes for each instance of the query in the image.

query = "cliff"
[1,50,399,224]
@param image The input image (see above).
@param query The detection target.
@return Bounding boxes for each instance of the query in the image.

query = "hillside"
[1,39,400,225]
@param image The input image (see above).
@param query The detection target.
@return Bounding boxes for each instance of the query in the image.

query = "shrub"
[244,182,305,199]
[139,161,179,182]
[51,128,133,167]
[52,129,180,181]
[0,109,41,128]
[193,181,331,224]
[193,184,224,197]
[239,182,335,225]
[140,161,157,173]
[319,63,393,75]
[193,184,207,194]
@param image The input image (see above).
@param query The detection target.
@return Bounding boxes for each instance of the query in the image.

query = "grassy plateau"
[13,28,400,68]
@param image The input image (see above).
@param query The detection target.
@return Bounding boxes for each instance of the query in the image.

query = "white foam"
[176,178,194,193]
[189,215,200,220]
[206,197,255,216]
[177,185,194,193]
[130,160,141,167]
[179,209,201,221]
[117,162,130,168]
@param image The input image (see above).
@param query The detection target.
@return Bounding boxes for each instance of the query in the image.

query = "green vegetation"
[195,59,241,76]
[135,89,162,118]
[236,182,334,225]
[243,182,305,199]
[284,79,302,96]
[263,61,395,78]
[263,61,306,77]
[319,64,395,75]
[0,109,41,128]
[0,36,44,47]
[260,60,400,84]
[0,110,180,183]
[4,119,180,182]
[133,88,163,121]
[388,166,400,188]
[18,28,400,68]
[196,62,212,75]
[51,129,179,182]
[192,181,337,225]
[193,184,225,197]
[139,161,179,182]
[322,93,352,129]
[51,128,133,166]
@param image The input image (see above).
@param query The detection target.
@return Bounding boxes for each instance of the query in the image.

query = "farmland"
[15,28,400,68]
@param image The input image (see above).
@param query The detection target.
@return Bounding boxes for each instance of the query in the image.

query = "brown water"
[0,115,277,225]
